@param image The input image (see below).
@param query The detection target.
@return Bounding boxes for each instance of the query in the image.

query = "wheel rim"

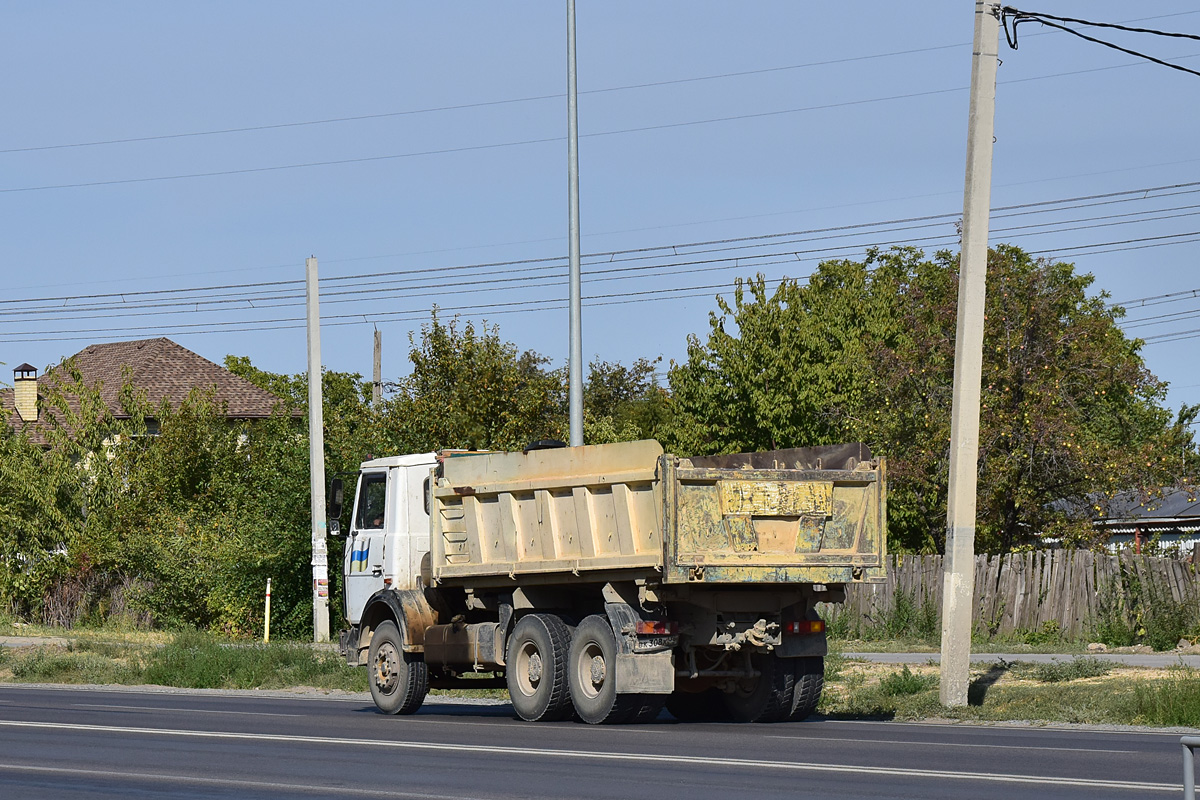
[514,640,543,698]
[373,641,399,694]
[575,640,606,700]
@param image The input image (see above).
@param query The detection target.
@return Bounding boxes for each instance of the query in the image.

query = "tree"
[668,245,1185,553]
[583,357,672,444]
[376,312,567,453]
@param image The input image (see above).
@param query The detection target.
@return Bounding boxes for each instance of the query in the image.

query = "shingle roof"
[1,338,287,443]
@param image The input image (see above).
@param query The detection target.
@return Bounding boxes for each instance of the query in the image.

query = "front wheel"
[368,620,429,714]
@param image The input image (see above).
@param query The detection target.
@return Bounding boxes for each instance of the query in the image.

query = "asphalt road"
[0,684,1190,799]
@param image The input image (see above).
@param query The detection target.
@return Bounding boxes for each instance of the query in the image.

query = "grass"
[0,631,365,692]
[819,655,1200,727]
[1013,656,1112,683]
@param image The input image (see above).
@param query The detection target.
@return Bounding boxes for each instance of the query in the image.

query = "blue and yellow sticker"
[350,541,370,573]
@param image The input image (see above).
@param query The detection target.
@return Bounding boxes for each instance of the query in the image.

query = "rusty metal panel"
[664,453,887,586]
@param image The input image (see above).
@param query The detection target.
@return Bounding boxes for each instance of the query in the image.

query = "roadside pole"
[566,0,584,447]
[940,1,1000,707]
[306,256,331,643]
[372,328,382,406]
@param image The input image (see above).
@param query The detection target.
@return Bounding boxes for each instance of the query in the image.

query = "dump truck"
[332,439,885,724]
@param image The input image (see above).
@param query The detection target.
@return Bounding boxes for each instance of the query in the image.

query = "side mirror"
[328,518,342,537]
[328,477,344,521]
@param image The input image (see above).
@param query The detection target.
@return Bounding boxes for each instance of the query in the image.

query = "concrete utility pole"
[940,1,1000,707]
[306,256,331,643]
[566,0,584,447]
[372,328,382,406]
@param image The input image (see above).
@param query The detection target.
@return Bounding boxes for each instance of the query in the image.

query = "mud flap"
[615,651,675,694]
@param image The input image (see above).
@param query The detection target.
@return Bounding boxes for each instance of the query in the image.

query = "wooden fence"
[833,550,1198,638]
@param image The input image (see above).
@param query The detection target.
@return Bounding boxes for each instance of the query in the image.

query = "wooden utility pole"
[306,256,330,643]
[940,1,1000,706]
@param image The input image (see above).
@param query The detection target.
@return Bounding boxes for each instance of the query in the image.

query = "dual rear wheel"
[505,613,665,724]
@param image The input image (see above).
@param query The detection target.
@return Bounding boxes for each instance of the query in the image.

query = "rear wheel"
[368,620,428,715]
[569,615,664,724]
[506,613,574,722]
[790,657,824,721]
[722,653,795,723]
[665,688,729,722]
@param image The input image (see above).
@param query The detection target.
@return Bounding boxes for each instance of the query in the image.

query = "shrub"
[1025,657,1112,683]
[879,665,937,696]
[1130,667,1200,727]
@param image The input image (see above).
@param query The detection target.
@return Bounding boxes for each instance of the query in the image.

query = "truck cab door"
[343,469,389,624]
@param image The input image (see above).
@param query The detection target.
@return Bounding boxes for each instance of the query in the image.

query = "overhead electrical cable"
[1002,7,1200,79]
[7,51,1200,195]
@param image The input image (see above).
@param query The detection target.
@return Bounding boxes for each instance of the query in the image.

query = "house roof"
[1,338,287,443]
[1100,487,1200,526]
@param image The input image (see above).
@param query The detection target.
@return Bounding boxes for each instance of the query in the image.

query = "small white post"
[264,578,272,644]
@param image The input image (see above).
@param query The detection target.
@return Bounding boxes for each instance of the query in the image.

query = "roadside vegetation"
[820,650,1200,728]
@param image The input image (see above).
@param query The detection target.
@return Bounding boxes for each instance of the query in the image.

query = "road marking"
[765,734,1134,754]
[72,703,303,717]
[824,718,1190,739]
[0,720,1177,793]
[0,762,491,800]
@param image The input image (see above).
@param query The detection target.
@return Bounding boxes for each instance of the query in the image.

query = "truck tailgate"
[663,449,886,585]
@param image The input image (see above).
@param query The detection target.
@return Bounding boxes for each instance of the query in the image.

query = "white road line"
[72,702,303,717]
[824,718,1193,738]
[0,762,489,800]
[765,734,1134,754]
[0,720,1177,793]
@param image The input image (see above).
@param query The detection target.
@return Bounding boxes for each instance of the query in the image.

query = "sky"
[3,2,1199,417]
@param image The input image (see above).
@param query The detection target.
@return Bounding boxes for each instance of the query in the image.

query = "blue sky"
[3,2,1199,417]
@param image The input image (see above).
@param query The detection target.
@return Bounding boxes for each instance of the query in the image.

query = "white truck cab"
[342,453,436,625]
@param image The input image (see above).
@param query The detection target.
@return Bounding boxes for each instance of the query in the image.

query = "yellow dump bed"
[430,440,885,587]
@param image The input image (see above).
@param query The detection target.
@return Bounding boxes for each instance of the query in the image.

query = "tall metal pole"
[373,328,382,406]
[940,1,1000,706]
[306,256,331,643]
[566,0,584,447]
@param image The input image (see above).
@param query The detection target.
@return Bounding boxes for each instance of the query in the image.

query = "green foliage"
[668,245,1184,552]
[1090,565,1198,651]
[1021,620,1064,647]
[141,630,364,690]
[826,587,939,644]
[374,312,566,453]
[879,665,938,696]
[1130,667,1200,727]
[1019,657,1112,683]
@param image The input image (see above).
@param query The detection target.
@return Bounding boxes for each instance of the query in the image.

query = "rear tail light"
[634,620,678,635]
[784,619,826,635]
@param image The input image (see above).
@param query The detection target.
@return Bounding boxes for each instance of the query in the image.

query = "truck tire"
[790,656,824,721]
[568,615,664,724]
[507,613,573,722]
[368,620,429,715]
[722,653,795,723]
[665,689,730,723]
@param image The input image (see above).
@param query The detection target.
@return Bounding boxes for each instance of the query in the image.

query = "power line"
[5,177,1200,318]
[7,51,1200,196]
[6,8,1196,158]
[1002,7,1200,79]
[0,43,975,156]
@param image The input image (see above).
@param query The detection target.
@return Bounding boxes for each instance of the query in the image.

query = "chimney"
[13,364,37,423]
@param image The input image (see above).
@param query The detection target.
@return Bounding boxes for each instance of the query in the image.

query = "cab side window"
[356,473,387,530]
